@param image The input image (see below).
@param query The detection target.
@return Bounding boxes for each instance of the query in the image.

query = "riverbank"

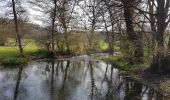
[97,54,170,97]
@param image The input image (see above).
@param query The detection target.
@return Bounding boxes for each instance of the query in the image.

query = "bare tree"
[101,0,123,54]
[78,0,102,53]
[55,0,77,53]
[51,0,57,54]
[29,0,58,56]
[12,0,24,57]
[156,0,170,48]
[29,0,77,54]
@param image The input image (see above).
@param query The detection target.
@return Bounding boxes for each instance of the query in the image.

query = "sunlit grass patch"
[0,42,39,59]
[0,46,19,58]
[24,43,39,54]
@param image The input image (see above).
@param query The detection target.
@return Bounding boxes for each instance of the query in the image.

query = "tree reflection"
[89,61,95,100]
[58,61,70,100]
[50,60,55,100]
[105,65,114,100]
[55,61,60,77]
[102,62,109,83]
[101,64,125,100]
[124,78,142,100]
[45,62,50,72]
[13,67,23,100]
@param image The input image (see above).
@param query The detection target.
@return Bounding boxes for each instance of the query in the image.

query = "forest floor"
[97,54,170,97]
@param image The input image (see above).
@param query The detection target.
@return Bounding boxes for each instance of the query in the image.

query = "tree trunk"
[156,0,166,48]
[168,37,170,49]
[12,0,24,57]
[149,0,156,55]
[122,0,143,63]
[151,0,170,73]
[50,0,57,58]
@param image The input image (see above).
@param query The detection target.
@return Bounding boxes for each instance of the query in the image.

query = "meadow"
[0,38,40,59]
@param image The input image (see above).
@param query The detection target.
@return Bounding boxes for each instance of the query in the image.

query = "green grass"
[0,46,19,58]
[0,42,40,59]
[97,54,139,74]
[24,43,39,54]
[97,53,150,76]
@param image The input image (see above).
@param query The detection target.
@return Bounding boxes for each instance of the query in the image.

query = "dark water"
[0,56,169,100]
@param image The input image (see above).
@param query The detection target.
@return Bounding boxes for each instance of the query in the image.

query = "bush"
[1,58,27,66]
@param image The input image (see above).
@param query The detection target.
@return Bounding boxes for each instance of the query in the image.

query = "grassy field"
[0,43,39,59]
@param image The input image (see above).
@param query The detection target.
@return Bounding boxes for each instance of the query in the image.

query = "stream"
[0,55,169,100]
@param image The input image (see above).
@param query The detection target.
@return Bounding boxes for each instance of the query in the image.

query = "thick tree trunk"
[122,0,143,63]
[149,0,156,55]
[155,0,170,49]
[151,0,170,73]
[168,37,170,49]
[12,0,24,57]
[156,0,166,48]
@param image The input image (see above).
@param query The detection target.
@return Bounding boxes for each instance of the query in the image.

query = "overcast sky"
[0,0,43,25]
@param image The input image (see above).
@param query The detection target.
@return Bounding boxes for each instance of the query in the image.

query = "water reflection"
[89,61,95,100]
[0,57,169,100]
[13,68,23,100]
[50,61,55,100]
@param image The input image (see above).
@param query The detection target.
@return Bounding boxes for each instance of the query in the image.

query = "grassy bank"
[0,42,48,66]
[97,53,170,95]
[97,54,147,74]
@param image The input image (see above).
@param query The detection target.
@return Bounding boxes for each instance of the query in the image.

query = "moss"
[1,58,27,67]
